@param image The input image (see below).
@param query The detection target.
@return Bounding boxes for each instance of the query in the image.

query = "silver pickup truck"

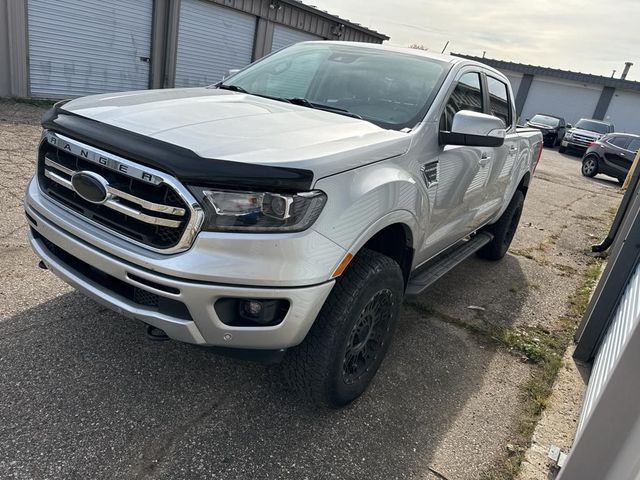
[25,42,543,407]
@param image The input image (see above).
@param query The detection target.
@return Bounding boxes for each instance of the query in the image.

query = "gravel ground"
[0,99,622,479]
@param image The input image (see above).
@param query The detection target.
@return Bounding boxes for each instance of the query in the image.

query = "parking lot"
[0,100,624,479]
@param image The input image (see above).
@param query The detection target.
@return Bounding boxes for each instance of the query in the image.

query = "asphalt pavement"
[0,100,623,479]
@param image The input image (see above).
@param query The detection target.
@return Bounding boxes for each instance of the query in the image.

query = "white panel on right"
[519,75,601,125]
[604,89,640,134]
[577,260,640,435]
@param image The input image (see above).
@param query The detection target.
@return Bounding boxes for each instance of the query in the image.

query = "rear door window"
[609,136,631,149]
[486,76,511,127]
[440,72,483,131]
[628,138,640,153]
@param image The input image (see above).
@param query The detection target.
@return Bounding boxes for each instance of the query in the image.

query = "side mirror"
[525,118,530,122]
[439,110,506,147]
[566,124,572,129]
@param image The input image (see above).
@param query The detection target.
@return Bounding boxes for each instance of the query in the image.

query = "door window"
[608,136,631,149]
[486,76,511,127]
[440,72,483,131]
[627,138,640,153]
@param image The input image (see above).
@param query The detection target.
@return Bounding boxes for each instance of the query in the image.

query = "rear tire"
[283,249,404,408]
[478,190,525,261]
[581,155,599,177]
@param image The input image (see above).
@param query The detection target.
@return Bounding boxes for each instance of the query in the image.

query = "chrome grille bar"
[44,159,183,228]
[44,157,186,216]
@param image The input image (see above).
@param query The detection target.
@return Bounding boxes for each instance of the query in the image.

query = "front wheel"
[283,249,404,408]
[581,155,599,177]
[478,190,525,261]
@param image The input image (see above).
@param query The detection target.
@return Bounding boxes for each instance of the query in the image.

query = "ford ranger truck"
[25,42,543,407]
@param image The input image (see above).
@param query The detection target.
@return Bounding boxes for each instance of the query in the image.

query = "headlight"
[190,187,327,232]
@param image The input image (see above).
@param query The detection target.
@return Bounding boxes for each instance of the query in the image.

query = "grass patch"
[410,256,603,480]
[482,256,602,479]
[9,97,57,108]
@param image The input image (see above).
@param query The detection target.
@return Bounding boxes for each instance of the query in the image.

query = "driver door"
[421,71,491,258]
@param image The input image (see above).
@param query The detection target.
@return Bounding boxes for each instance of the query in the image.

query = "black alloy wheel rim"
[342,289,394,385]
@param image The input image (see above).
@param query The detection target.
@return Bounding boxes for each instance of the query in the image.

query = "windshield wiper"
[287,98,363,120]
[216,87,363,120]
[217,84,249,93]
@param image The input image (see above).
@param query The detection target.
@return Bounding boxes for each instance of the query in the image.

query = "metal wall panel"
[271,24,321,52]
[27,0,153,97]
[174,0,256,87]
[519,75,602,125]
[577,260,640,434]
[605,89,640,134]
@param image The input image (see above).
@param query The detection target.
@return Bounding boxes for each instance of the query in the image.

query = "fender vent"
[421,162,439,187]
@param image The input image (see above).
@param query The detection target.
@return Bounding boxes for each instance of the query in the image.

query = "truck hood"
[569,128,603,139]
[60,88,411,180]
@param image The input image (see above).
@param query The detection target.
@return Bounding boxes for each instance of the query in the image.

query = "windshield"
[219,43,450,131]
[575,119,611,134]
[530,114,560,127]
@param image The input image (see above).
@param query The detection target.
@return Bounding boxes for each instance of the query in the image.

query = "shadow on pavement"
[0,287,510,480]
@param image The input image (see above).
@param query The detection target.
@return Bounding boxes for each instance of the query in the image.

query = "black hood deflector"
[42,105,314,192]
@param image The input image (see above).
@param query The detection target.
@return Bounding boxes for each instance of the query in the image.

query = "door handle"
[509,146,518,152]
[478,156,490,167]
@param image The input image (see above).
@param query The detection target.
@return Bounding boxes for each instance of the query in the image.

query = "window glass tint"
[486,76,510,126]
[530,114,560,127]
[441,72,482,131]
[224,43,448,131]
[575,119,611,134]
[628,138,640,153]
[609,136,631,149]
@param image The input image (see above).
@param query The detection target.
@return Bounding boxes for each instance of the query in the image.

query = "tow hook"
[145,324,170,341]
[38,260,48,270]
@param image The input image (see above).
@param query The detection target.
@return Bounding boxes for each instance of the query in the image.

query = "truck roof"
[306,41,505,77]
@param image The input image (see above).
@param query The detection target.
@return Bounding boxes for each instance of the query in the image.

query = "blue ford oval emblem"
[71,171,110,204]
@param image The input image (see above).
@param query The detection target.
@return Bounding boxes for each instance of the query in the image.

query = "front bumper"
[561,139,592,151]
[25,178,336,349]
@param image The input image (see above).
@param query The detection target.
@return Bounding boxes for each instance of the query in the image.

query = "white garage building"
[0,0,387,99]
[455,54,640,134]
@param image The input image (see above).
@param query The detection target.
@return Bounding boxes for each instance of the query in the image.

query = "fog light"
[241,299,263,317]
[215,298,290,327]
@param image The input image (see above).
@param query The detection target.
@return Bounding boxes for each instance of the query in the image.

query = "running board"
[405,232,494,297]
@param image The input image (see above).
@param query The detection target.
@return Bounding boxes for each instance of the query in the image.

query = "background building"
[0,0,387,99]
[456,54,640,134]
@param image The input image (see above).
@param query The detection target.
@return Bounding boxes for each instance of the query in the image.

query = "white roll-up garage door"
[27,0,152,98]
[271,25,322,52]
[175,0,256,87]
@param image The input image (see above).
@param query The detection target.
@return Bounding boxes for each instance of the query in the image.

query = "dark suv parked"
[581,133,640,183]
[525,114,567,147]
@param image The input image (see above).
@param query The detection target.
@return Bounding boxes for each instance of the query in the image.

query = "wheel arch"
[337,211,418,288]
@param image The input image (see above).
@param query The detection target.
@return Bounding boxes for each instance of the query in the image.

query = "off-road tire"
[478,190,525,261]
[581,155,599,178]
[283,249,404,408]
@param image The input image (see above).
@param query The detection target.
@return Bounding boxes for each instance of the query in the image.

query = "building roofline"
[452,53,640,92]
[280,0,389,40]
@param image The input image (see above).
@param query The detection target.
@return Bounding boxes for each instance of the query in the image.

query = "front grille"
[37,133,192,250]
[571,133,596,148]
[33,229,192,321]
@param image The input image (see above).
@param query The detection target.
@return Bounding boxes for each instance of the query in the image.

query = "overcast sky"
[312,0,640,81]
